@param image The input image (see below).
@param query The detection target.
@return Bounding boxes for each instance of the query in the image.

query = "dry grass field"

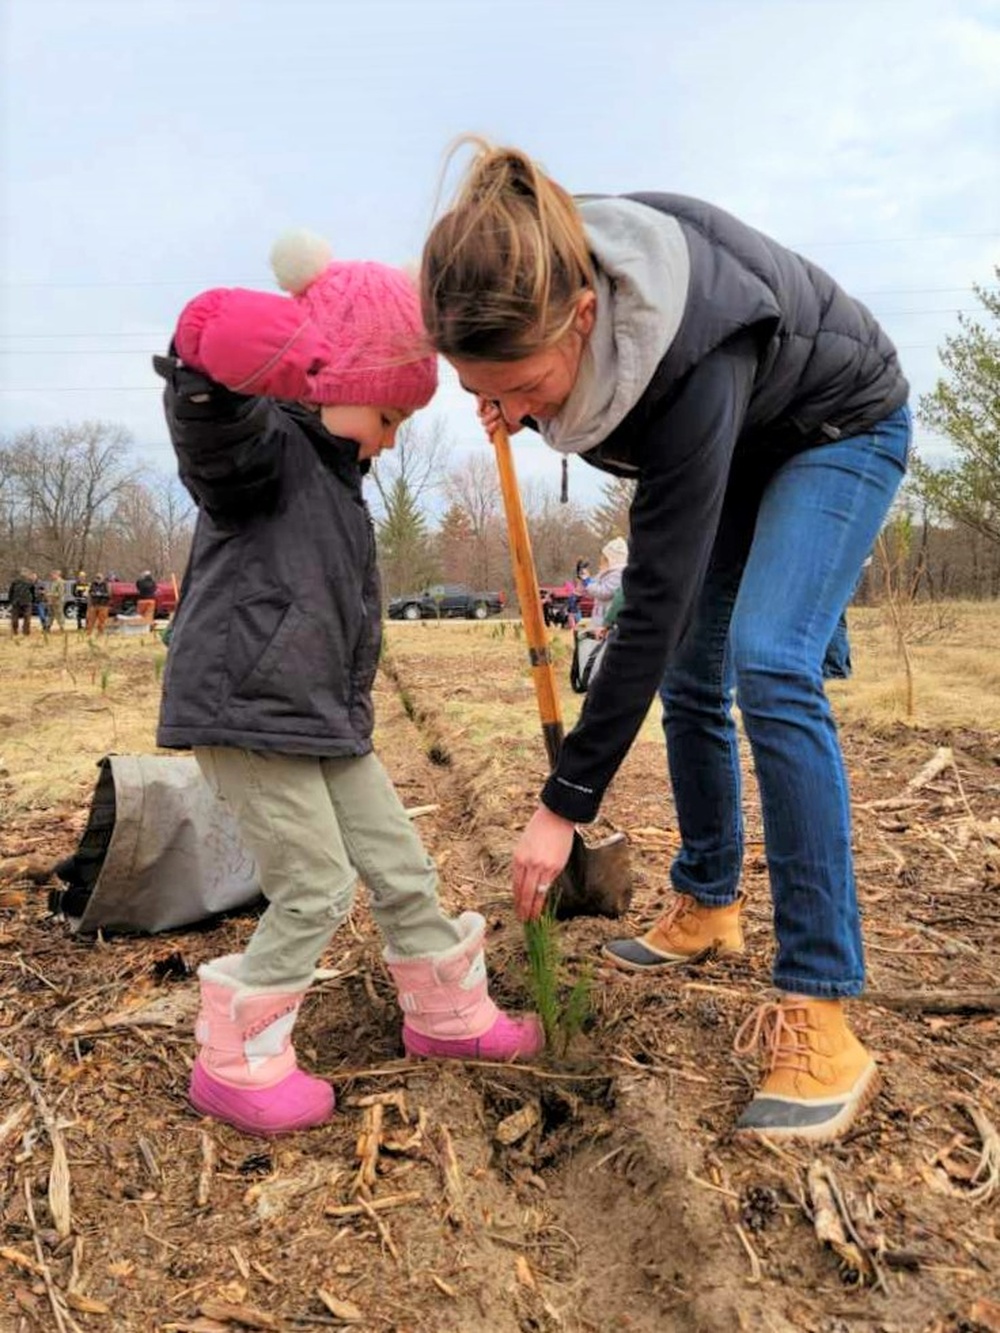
[1,603,998,1332]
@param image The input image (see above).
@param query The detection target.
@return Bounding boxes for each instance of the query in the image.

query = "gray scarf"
[539,197,691,456]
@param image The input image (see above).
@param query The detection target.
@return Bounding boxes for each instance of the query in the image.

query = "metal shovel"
[490,423,632,919]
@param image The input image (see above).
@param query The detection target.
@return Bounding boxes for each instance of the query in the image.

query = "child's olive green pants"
[195,748,461,990]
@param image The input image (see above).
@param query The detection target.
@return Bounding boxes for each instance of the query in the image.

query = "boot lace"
[733,1001,811,1075]
[655,893,696,933]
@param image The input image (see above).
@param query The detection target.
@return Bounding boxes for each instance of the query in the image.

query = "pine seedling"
[523,910,561,1049]
[523,907,592,1058]
[559,964,594,1056]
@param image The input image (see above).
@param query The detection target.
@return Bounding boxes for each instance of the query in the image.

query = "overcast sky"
[1,0,998,508]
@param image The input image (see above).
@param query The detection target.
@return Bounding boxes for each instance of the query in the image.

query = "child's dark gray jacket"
[154,358,381,757]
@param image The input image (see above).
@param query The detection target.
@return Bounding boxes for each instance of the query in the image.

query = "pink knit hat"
[270,230,437,410]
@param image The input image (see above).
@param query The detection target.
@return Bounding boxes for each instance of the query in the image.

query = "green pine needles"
[523,908,592,1058]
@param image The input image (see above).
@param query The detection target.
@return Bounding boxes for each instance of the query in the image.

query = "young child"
[155,232,542,1137]
[589,537,628,633]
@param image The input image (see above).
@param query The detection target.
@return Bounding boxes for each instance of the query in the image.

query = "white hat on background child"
[602,536,629,569]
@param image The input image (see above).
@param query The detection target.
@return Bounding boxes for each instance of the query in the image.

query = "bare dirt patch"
[1,621,999,1331]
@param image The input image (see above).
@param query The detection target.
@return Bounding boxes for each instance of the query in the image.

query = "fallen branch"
[199,1300,280,1330]
[857,796,928,812]
[317,1289,364,1323]
[0,1101,31,1151]
[923,1098,1000,1205]
[1,1245,45,1276]
[435,1124,465,1228]
[196,1131,217,1209]
[732,1222,762,1284]
[806,1160,879,1289]
[1,1043,72,1239]
[60,989,198,1036]
[869,989,1000,1016]
[353,1101,383,1196]
[23,1178,83,1333]
[324,1190,421,1218]
[907,746,954,791]
[403,804,440,820]
[355,1194,400,1264]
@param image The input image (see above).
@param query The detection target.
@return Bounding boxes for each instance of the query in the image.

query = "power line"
[0,306,990,354]
[0,339,955,392]
[0,246,997,291]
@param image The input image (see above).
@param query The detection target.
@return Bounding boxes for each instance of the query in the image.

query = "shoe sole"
[734,1063,881,1145]
[189,1066,335,1137]
[601,942,744,973]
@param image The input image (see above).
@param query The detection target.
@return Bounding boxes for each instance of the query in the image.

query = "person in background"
[30,571,50,633]
[73,571,89,631]
[136,569,158,630]
[563,576,580,630]
[822,555,873,680]
[420,140,910,1142]
[85,573,111,637]
[821,611,851,680]
[46,570,67,633]
[589,536,628,633]
[7,569,35,638]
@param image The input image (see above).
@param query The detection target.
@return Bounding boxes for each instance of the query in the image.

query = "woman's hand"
[512,805,576,921]
[477,396,524,440]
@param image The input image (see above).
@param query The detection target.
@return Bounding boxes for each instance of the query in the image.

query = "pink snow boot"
[189,955,335,1136]
[385,912,544,1062]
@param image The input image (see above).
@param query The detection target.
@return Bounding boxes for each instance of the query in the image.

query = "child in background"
[589,537,628,633]
[155,232,542,1137]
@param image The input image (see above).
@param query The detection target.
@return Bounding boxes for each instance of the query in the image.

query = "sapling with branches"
[876,511,925,718]
[523,908,591,1058]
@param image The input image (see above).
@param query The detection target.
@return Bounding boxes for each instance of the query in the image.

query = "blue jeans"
[659,406,910,997]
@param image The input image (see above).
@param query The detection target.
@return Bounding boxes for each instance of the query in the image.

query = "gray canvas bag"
[50,754,261,934]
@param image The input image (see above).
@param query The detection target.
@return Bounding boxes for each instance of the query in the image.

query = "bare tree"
[3,421,141,573]
[444,451,506,589]
[520,480,595,584]
[105,472,195,578]
[150,473,196,575]
[0,443,19,573]
[367,415,451,519]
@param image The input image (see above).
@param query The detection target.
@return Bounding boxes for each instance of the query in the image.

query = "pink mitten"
[175,288,333,400]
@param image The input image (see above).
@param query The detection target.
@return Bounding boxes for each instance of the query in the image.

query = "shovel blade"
[552,829,632,920]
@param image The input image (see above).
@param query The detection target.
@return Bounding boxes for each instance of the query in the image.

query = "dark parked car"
[387,583,506,621]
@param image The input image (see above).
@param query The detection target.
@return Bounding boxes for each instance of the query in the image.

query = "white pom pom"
[269,229,333,295]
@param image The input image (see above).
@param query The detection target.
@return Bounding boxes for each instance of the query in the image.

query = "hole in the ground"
[427,744,452,766]
[539,1088,576,1136]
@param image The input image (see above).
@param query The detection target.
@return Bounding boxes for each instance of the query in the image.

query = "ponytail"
[420,138,593,361]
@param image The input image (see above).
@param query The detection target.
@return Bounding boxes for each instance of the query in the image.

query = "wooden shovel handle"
[490,423,565,768]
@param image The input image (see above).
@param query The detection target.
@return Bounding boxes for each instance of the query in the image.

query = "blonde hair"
[420,138,594,362]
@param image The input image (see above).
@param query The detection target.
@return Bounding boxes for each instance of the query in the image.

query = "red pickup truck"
[539,583,595,626]
[105,578,178,619]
